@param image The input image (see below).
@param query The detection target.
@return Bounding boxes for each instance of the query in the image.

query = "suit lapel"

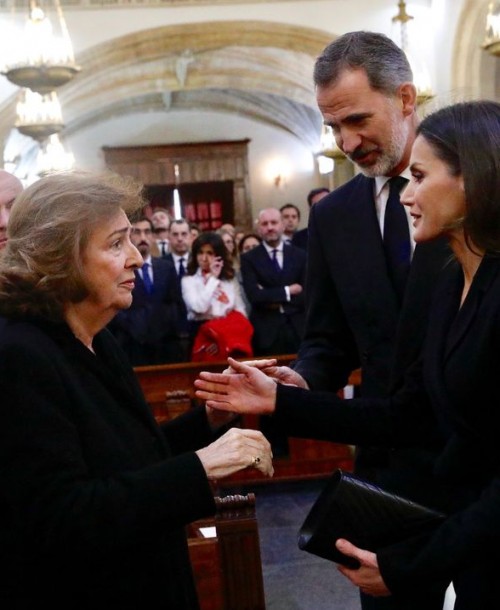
[444,256,500,361]
[327,175,400,316]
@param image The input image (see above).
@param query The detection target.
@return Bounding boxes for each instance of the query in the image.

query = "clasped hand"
[335,539,391,597]
[196,427,274,480]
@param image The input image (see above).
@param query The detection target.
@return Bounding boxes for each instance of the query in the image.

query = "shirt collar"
[374,168,411,198]
[263,241,283,255]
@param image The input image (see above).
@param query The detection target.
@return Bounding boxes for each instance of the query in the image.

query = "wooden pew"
[135,356,358,484]
[188,493,266,610]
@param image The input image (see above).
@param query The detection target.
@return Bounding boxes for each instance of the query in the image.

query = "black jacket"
[0,317,216,609]
[276,256,500,605]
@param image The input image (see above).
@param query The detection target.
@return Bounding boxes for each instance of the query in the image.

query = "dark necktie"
[141,261,153,294]
[383,176,411,302]
[271,248,281,273]
[178,257,186,278]
[159,241,167,256]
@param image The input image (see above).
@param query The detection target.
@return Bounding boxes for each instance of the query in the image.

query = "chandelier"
[392,0,434,105]
[1,0,79,176]
[15,89,64,142]
[2,0,80,94]
[318,125,344,160]
[316,124,345,178]
[37,134,75,176]
[483,2,500,57]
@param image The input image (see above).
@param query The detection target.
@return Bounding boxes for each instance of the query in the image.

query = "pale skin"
[0,170,23,250]
[65,209,273,481]
[195,134,479,596]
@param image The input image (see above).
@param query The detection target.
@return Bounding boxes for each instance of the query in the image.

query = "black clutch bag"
[298,469,446,568]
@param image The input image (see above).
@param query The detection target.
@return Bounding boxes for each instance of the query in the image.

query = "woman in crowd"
[183,231,253,360]
[0,171,272,610]
[219,227,239,271]
[195,100,500,609]
[238,232,262,256]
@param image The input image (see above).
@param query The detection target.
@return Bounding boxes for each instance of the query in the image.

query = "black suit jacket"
[240,242,307,352]
[294,173,450,396]
[0,317,216,609]
[292,227,308,251]
[109,256,183,364]
[292,173,450,495]
[275,256,500,603]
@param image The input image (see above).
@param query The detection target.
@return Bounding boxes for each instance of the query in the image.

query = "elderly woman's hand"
[335,539,391,597]
[195,357,277,415]
[196,427,273,480]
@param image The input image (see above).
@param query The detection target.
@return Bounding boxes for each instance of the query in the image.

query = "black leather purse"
[298,469,446,568]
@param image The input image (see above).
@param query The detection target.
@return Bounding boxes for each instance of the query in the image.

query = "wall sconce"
[266,158,291,188]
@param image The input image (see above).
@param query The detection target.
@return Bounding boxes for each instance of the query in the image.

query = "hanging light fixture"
[15,89,64,142]
[483,2,500,57]
[392,0,434,105]
[37,133,74,176]
[318,125,344,160]
[2,0,80,94]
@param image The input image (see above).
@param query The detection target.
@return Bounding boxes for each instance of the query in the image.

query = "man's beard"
[351,115,410,178]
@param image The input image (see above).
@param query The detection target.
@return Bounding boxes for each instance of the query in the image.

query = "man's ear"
[399,82,417,116]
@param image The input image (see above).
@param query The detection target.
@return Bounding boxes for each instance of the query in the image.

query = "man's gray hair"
[314,31,413,96]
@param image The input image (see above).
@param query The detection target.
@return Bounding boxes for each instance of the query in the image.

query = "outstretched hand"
[195,357,277,415]
[335,539,391,597]
[224,358,309,389]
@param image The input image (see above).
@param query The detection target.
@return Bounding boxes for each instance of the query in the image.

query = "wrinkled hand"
[196,427,273,480]
[335,539,391,597]
[223,359,309,389]
[195,357,277,414]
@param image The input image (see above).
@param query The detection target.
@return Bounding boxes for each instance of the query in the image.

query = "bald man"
[240,207,307,356]
[0,170,23,250]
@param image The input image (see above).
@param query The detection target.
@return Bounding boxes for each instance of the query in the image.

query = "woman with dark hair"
[195,100,500,608]
[238,232,262,255]
[183,231,253,361]
[0,171,273,610]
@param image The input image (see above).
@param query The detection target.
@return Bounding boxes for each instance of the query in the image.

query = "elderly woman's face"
[80,209,142,316]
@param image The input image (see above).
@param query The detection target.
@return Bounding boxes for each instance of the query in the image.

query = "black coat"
[0,317,216,609]
[275,256,500,606]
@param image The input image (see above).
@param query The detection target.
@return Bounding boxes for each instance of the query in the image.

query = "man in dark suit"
[258,32,450,610]
[292,187,330,251]
[240,207,306,357]
[163,218,192,361]
[109,216,183,365]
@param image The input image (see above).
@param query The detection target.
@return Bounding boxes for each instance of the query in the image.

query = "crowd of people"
[106,198,315,366]
[0,27,499,610]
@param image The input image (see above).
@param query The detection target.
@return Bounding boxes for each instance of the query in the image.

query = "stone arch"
[0,20,335,148]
